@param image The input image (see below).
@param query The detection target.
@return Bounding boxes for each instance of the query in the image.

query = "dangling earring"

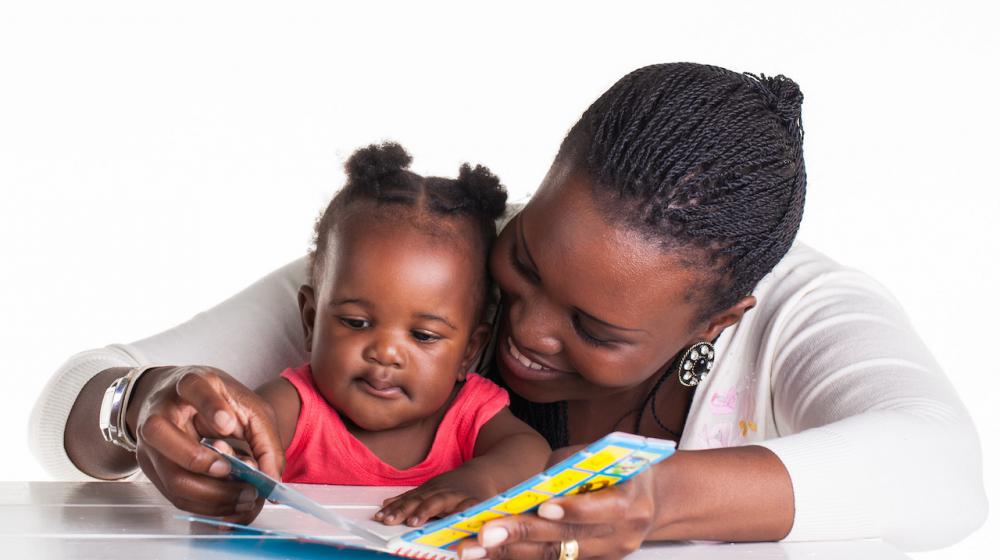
[677,342,715,387]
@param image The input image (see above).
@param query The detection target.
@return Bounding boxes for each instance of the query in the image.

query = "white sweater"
[28,243,987,552]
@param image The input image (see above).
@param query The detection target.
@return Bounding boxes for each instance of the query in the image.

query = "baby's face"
[304,218,486,432]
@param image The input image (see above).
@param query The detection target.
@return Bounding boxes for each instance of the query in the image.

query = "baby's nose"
[363,336,405,368]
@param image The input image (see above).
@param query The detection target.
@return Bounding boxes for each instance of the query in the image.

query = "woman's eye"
[339,317,370,329]
[571,314,610,348]
[508,242,540,284]
[412,330,441,343]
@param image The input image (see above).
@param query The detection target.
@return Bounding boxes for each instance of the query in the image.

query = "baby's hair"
[309,142,508,314]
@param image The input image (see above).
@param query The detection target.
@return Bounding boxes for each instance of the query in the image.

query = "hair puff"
[457,163,507,221]
[344,142,413,191]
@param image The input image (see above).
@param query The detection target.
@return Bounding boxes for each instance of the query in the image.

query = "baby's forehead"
[318,211,486,292]
[337,207,476,252]
[317,222,486,324]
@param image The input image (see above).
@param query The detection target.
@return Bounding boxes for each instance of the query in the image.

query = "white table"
[0,482,910,559]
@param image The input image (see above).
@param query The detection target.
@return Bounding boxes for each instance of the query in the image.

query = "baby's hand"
[374,469,491,527]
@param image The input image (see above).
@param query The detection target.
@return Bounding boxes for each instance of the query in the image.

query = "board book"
[186,432,676,559]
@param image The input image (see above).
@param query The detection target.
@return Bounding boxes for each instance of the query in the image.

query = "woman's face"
[490,166,742,403]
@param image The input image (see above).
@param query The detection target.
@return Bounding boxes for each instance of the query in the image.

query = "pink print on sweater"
[709,388,738,414]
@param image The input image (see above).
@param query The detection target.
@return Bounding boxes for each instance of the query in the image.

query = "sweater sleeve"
[28,257,310,480]
[756,268,988,551]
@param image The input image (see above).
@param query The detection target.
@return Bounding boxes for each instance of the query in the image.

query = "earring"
[677,342,715,387]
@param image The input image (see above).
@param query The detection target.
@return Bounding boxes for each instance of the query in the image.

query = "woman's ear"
[298,284,317,353]
[691,295,756,343]
[458,323,492,382]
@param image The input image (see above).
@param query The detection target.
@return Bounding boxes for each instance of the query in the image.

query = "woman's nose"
[508,293,562,356]
[363,333,405,368]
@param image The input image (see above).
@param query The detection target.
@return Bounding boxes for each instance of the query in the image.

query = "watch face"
[99,383,116,433]
[100,376,128,443]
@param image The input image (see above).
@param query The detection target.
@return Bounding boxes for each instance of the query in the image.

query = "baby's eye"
[339,317,370,329]
[411,330,441,343]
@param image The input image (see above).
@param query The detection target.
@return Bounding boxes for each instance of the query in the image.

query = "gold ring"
[559,539,580,560]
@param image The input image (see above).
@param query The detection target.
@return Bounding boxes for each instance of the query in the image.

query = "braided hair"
[514,63,807,447]
[562,63,806,319]
[309,142,508,315]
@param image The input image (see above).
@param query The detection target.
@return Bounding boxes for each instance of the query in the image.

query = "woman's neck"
[565,366,694,446]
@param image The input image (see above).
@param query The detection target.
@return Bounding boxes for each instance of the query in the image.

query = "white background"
[1,1,996,557]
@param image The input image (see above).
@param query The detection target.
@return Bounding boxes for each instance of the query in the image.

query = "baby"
[254,143,550,526]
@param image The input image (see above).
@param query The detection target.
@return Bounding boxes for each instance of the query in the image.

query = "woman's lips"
[357,378,404,399]
[508,337,553,370]
[500,336,572,382]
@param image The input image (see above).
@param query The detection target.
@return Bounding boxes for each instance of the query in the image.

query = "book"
[187,432,676,559]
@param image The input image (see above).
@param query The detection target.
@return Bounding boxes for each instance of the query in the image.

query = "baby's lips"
[356,374,407,398]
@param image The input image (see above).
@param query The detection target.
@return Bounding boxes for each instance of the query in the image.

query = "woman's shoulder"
[720,242,910,361]
[750,242,901,311]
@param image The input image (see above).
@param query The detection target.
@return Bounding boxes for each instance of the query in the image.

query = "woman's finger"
[476,515,613,550]
[469,475,655,559]
[174,369,240,436]
[207,439,236,456]
[457,539,559,560]
[463,526,622,560]
[139,413,230,477]
[138,444,257,517]
[487,541,557,560]
[239,407,284,479]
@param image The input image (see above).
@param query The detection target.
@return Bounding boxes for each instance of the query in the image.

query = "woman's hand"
[455,445,796,559]
[454,445,656,560]
[456,466,656,560]
[375,467,494,527]
[130,365,285,524]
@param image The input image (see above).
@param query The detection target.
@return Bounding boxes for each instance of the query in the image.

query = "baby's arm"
[376,408,550,526]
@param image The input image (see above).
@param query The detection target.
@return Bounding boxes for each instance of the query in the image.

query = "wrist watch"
[98,365,159,452]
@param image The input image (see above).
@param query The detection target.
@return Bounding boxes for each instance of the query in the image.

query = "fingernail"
[373,511,384,519]
[480,526,508,547]
[538,503,564,520]
[215,411,234,432]
[239,488,258,503]
[407,516,419,526]
[235,501,254,512]
[208,460,229,477]
[461,546,487,559]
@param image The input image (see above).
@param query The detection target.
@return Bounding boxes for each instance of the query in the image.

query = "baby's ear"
[297,285,317,353]
[458,323,492,380]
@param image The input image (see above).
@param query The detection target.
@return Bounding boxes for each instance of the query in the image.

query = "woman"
[31,63,986,558]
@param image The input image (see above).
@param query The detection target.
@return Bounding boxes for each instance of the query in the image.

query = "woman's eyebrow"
[415,313,458,331]
[574,307,647,333]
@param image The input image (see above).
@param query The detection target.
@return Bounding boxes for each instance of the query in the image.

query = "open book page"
[191,433,676,559]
